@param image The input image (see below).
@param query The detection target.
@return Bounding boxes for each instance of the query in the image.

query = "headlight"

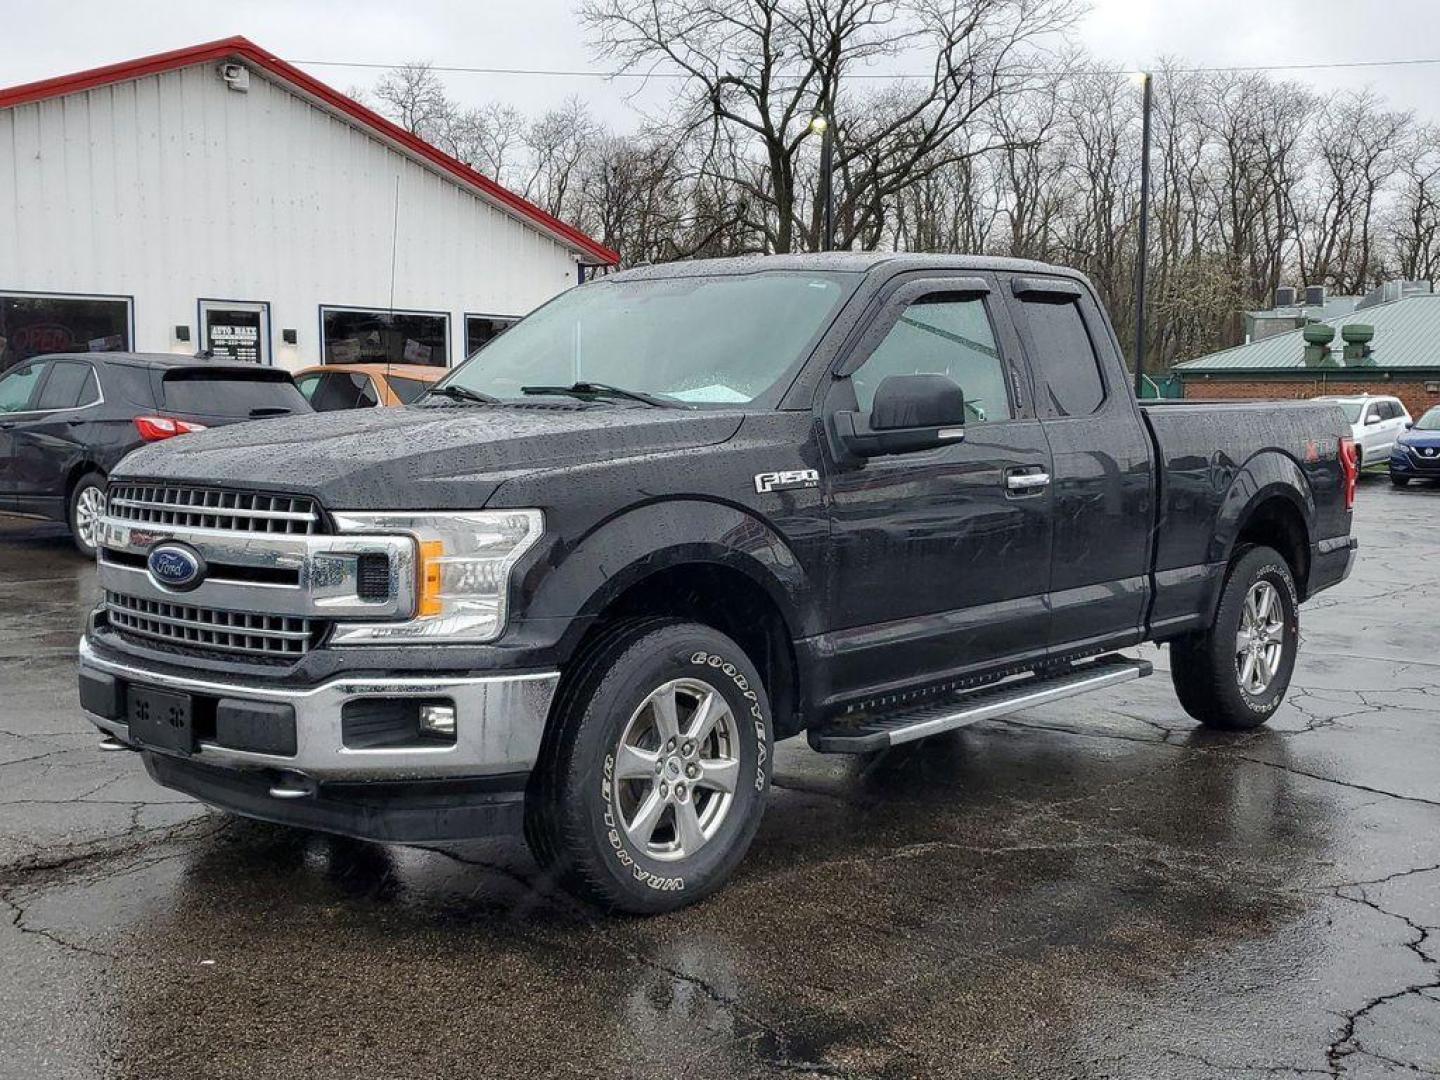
[329,510,543,644]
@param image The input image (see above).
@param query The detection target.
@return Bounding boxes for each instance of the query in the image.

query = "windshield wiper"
[520,382,681,408]
[428,383,498,405]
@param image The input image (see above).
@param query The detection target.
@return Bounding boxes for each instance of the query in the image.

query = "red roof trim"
[0,36,620,265]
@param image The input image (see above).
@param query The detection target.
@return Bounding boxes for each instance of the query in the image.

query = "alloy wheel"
[75,486,105,551]
[611,677,740,862]
[1235,580,1285,695]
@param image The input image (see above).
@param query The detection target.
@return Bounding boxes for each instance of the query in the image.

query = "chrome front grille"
[106,483,321,536]
[106,591,321,659]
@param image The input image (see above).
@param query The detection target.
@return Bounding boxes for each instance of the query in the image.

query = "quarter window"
[1019,297,1106,418]
[853,294,1011,423]
[297,371,382,411]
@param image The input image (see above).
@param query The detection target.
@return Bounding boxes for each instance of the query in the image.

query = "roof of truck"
[606,252,1091,282]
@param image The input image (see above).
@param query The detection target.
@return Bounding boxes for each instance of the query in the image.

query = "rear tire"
[524,619,773,914]
[1170,544,1299,731]
[67,473,106,559]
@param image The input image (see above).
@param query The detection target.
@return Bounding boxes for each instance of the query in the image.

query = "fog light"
[418,702,457,738]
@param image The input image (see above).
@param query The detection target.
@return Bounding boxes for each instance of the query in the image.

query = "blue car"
[1391,406,1440,486]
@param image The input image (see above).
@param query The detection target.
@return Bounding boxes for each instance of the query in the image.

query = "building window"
[465,314,519,359]
[320,307,449,367]
[0,292,131,374]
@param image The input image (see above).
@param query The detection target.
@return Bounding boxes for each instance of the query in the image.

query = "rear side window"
[36,361,98,410]
[1018,297,1105,418]
[297,372,381,411]
[386,375,432,404]
[162,373,308,417]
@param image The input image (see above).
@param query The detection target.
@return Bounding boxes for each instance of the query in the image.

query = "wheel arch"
[1212,451,1315,600]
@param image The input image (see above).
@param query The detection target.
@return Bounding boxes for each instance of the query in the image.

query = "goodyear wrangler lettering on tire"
[690,651,770,793]
[600,752,685,892]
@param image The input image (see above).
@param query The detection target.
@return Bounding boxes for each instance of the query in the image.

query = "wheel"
[524,619,773,914]
[1170,544,1299,731]
[67,473,106,558]
[1391,474,1409,487]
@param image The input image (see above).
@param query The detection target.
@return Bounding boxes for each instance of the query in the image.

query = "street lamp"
[810,114,835,252]
[1132,70,1153,399]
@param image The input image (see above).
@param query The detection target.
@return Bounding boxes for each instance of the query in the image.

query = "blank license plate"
[127,685,195,754]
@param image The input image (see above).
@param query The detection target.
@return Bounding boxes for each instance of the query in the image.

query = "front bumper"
[78,635,560,839]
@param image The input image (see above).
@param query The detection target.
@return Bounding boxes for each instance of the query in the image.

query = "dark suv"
[0,353,309,555]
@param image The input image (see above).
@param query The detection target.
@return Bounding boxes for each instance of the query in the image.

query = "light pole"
[1132,70,1153,399]
[811,114,835,252]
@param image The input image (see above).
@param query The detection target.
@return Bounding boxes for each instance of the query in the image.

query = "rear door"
[0,360,52,509]
[820,274,1054,698]
[1006,276,1155,657]
[9,360,102,514]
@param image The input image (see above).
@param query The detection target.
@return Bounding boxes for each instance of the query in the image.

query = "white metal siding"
[0,61,581,369]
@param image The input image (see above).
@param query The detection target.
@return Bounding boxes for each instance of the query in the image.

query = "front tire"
[67,473,106,559]
[1391,474,1409,487]
[525,619,773,914]
[1170,544,1299,731]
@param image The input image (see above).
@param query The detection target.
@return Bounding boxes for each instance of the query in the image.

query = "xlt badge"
[754,469,819,494]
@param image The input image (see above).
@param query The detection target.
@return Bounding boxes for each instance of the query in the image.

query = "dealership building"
[0,37,618,374]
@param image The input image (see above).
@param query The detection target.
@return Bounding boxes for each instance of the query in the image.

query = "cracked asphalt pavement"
[2,481,1439,1079]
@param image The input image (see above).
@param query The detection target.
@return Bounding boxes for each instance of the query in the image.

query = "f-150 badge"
[754,469,819,494]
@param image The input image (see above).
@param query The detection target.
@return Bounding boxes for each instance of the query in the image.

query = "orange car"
[294,363,444,410]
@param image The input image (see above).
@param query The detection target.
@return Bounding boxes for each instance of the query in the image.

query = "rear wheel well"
[65,463,104,501]
[576,563,800,739]
[1235,497,1310,599]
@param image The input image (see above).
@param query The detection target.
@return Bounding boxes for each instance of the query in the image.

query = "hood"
[114,403,745,509]
[1399,428,1440,450]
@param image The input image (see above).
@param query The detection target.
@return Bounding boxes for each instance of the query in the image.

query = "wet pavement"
[1,480,1438,1079]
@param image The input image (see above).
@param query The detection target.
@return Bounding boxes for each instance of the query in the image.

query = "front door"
[199,300,270,365]
[1006,276,1154,656]
[0,359,52,510]
[820,276,1053,704]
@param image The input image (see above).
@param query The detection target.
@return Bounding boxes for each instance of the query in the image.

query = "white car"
[1316,395,1412,471]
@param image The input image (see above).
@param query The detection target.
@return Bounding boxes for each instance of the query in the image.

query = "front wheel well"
[576,563,801,739]
[1234,497,1311,599]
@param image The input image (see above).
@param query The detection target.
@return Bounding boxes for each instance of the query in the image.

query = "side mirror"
[1365,414,1381,425]
[834,374,967,458]
[1405,421,1414,430]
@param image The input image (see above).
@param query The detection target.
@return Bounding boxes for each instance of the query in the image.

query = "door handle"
[1005,468,1051,492]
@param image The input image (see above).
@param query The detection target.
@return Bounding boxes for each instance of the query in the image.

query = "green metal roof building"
[1173,292,1440,419]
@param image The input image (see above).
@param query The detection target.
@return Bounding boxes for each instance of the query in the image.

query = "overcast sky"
[6,0,1439,129]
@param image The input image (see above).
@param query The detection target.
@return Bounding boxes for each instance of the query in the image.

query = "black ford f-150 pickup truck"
[78,254,1358,913]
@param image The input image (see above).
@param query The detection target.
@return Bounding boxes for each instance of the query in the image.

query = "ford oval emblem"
[147,543,206,591]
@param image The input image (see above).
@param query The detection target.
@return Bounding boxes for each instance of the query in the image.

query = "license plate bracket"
[127,685,196,755]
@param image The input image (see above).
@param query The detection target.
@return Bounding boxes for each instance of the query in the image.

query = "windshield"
[1415,407,1440,432]
[438,271,856,406]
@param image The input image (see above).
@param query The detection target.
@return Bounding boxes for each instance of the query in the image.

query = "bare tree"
[373,63,451,137]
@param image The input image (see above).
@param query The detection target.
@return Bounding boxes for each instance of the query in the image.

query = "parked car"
[1316,394,1411,471]
[295,364,443,411]
[78,254,1357,914]
[1390,405,1440,486]
[0,353,310,556]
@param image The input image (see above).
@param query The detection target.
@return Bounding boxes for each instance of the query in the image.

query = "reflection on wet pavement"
[2,483,1438,1078]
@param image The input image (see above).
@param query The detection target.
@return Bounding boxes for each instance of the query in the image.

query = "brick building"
[1174,289,1440,419]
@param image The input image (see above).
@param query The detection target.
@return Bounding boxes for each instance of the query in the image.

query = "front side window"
[321,309,448,367]
[1019,296,1106,418]
[386,375,433,404]
[851,294,1011,422]
[297,371,381,411]
[440,271,856,407]
[36,361,98,410]
[0,294,130,368]
[0,361,48,412]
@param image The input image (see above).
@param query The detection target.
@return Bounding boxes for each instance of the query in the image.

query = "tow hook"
[267,771,317,800]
